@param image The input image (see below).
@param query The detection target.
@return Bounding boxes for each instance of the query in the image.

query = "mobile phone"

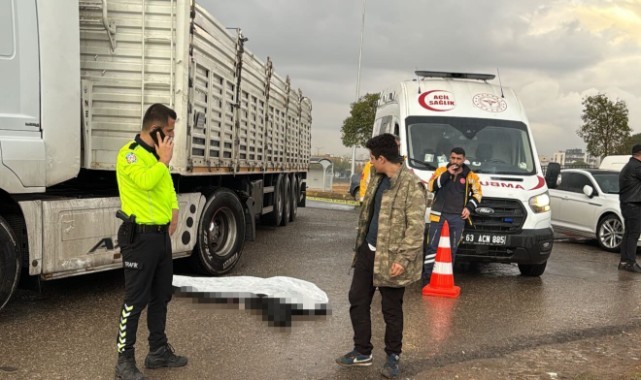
[151,128,166,145]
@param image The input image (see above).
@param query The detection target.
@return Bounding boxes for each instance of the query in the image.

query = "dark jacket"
[619,157,641,204]
[427,163,482,221]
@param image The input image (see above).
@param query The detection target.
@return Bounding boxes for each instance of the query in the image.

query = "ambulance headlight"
[529,192,550,213]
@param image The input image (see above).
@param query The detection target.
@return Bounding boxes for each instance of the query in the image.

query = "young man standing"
[336,133,426,379]
[422,147,482,286]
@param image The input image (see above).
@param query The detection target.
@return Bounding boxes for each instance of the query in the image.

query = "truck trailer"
[0,0,312,311]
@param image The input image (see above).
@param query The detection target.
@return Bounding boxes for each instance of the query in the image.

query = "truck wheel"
[596,214,623,253]
[266,174,284,226]
[280,175,291,226]
[299,178,306,207]
[0,216,21,311]
[289,175,298,222]
[518,261,547,277]
[192,188,246,275]
[352,186,360,201]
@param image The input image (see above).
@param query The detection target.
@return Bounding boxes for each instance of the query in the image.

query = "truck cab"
[373,71,553,276]
[0,0,81,194]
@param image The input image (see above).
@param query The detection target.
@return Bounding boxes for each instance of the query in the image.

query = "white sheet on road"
[172,275,329,310]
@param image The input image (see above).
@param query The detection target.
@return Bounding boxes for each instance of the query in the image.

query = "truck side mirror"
[545,163,561,189]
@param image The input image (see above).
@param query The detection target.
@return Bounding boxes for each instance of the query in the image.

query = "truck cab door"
[0,0,40,134]
[0,0,45,192]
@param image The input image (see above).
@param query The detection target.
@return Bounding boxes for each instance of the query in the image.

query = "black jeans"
[116,226,173,353]
[621,202,641,263]
[349,242,405,356]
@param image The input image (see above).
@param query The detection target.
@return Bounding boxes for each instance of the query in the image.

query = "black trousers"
[349,242,405,356]
[116,225,173,353]
[621,202,641,263]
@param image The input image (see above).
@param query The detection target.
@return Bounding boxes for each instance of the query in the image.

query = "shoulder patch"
[125,152,137,164]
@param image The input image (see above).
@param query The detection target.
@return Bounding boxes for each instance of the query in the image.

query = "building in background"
[551,148,600,167]
[308,157,334,191]
[552,151,566,166]
[538,154,551,167]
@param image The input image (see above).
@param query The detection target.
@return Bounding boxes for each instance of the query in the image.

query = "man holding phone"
[422,147,482,286]
[114,104,186,380]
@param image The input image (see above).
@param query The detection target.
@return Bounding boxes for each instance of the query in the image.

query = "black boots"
[619,261,641,273]
[115,344,187,379]
[144,343,188,369]
[115,350,145,380]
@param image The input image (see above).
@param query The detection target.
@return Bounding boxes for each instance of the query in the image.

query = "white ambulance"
[373,71,553,276]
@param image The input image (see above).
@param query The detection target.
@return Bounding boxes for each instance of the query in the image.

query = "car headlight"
[529,192,550,213]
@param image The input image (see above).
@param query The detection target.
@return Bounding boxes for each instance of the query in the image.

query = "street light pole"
[351,0,366,177]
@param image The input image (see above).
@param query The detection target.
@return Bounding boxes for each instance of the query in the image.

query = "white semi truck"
[0,0,312,310]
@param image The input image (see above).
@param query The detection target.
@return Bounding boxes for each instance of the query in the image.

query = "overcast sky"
[199,0,641,159]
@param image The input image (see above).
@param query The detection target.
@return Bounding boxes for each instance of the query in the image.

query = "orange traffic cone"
[422,220,461,298]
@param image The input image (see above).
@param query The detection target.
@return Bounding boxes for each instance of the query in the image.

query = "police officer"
[114,104,187,380]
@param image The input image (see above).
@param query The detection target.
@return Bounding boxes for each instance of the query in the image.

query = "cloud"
[197,0,641,158]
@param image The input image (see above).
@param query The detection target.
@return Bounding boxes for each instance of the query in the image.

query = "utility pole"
[350,0,366,177]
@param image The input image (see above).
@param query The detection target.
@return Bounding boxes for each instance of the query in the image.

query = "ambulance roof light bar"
[414,70,495,81]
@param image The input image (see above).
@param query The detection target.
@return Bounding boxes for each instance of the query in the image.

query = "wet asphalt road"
[2,201,641,379]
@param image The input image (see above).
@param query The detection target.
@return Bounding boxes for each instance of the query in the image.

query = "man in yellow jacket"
[358,161,372,202]
[114,104,187,380]
[422,147,482,286]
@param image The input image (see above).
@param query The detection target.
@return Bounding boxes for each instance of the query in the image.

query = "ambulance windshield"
[405,116,536,175]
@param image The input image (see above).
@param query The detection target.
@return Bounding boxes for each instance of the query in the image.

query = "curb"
[306,196,359,206]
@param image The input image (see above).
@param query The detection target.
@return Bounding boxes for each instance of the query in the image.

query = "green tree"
[576,94,630,158]
[341,93,380,148]
[618,132,641,155]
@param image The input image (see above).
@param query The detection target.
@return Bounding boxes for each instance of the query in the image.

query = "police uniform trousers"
[116,225,173,353]
[349,242,405,356]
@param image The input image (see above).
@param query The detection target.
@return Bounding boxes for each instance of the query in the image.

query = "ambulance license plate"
[464,233,507,246]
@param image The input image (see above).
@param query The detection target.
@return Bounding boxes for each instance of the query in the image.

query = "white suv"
[549,168,640,252]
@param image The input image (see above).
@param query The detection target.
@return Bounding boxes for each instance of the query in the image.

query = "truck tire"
[289,174,298,222]
[518,261,547,277]
[0,216,20,311]
[266,174,284,226]
[596,214,623,253]
[280,175,291,226]
[192,188,246,275]
[298,178,306,208]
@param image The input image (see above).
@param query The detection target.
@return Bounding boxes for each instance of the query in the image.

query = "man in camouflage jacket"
[336,133,426,379]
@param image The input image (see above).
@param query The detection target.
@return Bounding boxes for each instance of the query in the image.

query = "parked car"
[548,168,640,252]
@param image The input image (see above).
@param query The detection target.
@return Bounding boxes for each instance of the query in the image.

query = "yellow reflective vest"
[116,136,178,224]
